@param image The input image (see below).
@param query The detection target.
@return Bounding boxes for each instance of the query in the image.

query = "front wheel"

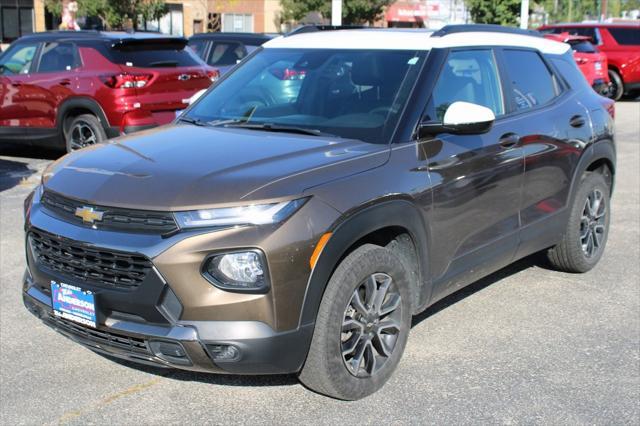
[547,172,611,273]
[298,244,412,400]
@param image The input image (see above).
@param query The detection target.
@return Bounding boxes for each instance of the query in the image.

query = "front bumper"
[23,272,313,374]
[21,189,340,375]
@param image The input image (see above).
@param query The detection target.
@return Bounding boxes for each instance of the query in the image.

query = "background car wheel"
[607,70,624,101]
[65,114,106,152]
[547,172,611,273]
[299,244,412,400]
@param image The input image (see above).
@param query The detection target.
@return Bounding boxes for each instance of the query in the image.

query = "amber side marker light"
[310,232,332,270]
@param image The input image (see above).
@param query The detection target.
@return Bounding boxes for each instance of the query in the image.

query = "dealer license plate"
[51,281,97,328]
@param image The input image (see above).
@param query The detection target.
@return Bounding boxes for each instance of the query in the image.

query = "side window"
[502,49,557,111]
[207,42,248,66]
[607,28,640,46]
[188,39,208,60]
[37,42,80,73]
[430,49,504,121]
[0,43,38,75]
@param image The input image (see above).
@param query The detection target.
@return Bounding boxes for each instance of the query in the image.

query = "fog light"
[149,340,190,365]
[203,251,269,292]
[206,344,240,361]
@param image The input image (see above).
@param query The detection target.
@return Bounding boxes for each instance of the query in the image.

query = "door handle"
[499,133,520,148]
[59,79,71,86]
[570,115,586,128]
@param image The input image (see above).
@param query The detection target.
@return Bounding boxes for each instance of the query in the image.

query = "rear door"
[498,48,587,258]
[0,41,39,140]
[108,38,212,121]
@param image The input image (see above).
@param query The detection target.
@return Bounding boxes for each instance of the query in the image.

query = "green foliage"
[465,0,522,26]
[43,0,167,30]
[544,0,640,23]
[280,0,394,25]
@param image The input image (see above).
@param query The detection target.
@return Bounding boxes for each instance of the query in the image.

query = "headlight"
[203,250,268,292]
[174,198,307,229]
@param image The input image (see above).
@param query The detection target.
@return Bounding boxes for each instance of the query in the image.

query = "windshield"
[185,48,427,143]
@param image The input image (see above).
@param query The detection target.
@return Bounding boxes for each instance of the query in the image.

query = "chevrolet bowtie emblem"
[75,206,104,223]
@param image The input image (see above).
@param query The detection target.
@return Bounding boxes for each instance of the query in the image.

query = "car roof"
[263,28,570,55]
[16,30,186,43]
[541,22,640,28]
[190,32,275,42]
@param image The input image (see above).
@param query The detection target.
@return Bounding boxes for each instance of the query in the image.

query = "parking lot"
[0,101,638,425]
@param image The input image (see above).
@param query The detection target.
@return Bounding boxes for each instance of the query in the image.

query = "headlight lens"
[204,251,268,292]
[174,198,307,229]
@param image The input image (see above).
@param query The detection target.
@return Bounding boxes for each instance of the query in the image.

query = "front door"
[420,49,525,300]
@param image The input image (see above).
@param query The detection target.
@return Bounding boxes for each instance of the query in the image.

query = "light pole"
[332,0,342,25]
[520,0,530,29]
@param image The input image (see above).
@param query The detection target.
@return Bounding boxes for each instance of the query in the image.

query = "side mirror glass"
[419,101,496,137]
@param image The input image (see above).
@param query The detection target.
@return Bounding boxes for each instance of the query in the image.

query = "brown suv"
[22,26,616,400]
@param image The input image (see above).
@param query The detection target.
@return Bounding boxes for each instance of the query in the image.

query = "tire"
[607,69,624,101]
[547,172,611,273]
[65,114,106,152]
[299,244,412,400]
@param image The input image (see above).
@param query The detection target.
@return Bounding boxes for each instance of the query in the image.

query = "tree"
[280,0,394,25]
[44,0,167,30]
[464,0,522,26]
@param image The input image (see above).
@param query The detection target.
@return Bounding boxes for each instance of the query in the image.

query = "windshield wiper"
[222,122,325,137]
[177,116,208,126]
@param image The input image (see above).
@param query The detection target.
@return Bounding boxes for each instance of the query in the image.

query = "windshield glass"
[185,48,427,143]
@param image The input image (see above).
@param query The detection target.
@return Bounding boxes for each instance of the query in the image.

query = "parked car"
[0,31,218,152]
[539,23,640,100]
[188,32,274,75]
[23,25,615,400]
[543,33,610,95]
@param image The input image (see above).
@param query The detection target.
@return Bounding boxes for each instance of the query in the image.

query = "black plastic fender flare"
[56,97,111,138]
[298,198,431,327]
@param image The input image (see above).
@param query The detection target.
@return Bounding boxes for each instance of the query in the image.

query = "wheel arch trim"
[56,97,111,136]
[298,198,431,328]
[569,140,616,203]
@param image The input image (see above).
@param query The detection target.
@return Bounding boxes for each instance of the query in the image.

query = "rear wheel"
[65,114,106,152]
[607,69,624,101]
[547,172,610,272]
[299,244,412,400]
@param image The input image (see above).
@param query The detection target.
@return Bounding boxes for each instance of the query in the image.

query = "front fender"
[298,198,431,327]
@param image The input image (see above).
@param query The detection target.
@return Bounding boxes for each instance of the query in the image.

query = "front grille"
[46,313,149,354]
[29,229,153,291]
[41,190,178,234]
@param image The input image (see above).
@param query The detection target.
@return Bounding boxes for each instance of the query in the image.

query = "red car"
[0,31,217,151]
[544,33,610,95]
[539,23,640,100]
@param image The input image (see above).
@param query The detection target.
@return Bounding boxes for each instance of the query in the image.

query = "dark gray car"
[22,25,616,400]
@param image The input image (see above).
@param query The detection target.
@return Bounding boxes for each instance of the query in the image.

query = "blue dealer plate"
[51,281,97,328]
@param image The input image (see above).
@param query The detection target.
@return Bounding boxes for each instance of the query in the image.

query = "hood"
[43,124,389,211]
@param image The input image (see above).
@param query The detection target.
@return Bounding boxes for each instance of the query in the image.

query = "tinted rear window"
[569,40,597,53]
[109,41,202,68]
[608,27,640,45]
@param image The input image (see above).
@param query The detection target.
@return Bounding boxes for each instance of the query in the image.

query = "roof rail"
[431,24,542,38]
[285,25,366,37]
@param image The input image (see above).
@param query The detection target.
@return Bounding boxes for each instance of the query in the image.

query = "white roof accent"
[263,29,570,55]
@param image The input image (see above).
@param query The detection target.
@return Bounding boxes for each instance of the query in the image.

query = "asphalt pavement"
[0,102,638,425]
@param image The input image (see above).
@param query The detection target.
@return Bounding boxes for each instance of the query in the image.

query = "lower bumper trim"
[23,272,313,375]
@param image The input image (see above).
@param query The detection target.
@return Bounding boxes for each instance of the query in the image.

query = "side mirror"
[419,101,495,138]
